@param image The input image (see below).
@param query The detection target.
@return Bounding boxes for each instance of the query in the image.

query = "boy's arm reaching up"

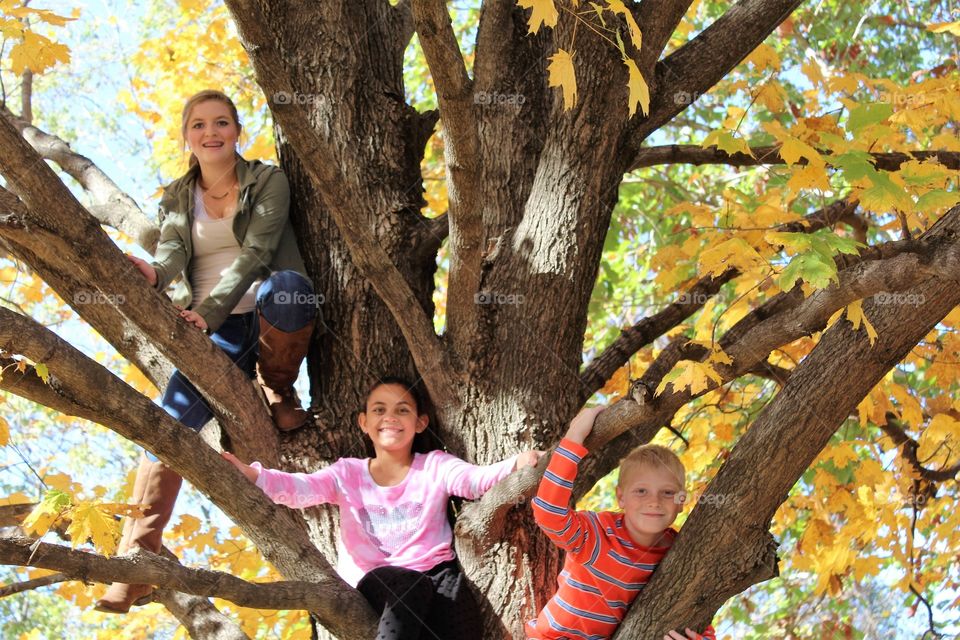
[531,407,604,556]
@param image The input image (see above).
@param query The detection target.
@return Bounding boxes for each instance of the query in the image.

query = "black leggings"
[356,560,483,640]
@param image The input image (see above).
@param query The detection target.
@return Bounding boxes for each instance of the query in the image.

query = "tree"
[1,0,959,638]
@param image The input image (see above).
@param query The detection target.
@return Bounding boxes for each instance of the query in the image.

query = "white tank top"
[190,185,259,314]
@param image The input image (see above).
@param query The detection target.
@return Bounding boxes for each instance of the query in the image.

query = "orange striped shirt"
[528,439,715,640]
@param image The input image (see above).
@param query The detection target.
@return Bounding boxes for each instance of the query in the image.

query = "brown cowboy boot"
[257,313,314,431]
[94,458,182,614]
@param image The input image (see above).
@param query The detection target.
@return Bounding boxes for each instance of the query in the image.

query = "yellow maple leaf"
[655,360,722,396]
[697,236,766,277]
[606,0,642,51]
[7,31,70,75]
[917,413,960,467]
[517,0,558,35]
[66,502,123,554]
[746,43,781,71]
[0,416,8,446]
[779,136,825,168]
[928,21,960,36]
[548,48,577,110]
[600,365,631,399]
[623,58,649,117]
[844,299,878,346]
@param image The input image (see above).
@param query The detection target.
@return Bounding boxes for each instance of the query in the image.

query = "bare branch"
[0,107,159,251]
[0,571,69,598]
[629,144,960,173]
[411,0,485,357]
[0,537,358,615]
[635,0,695,81]
[154,589,252,640]
[19,69,32,124]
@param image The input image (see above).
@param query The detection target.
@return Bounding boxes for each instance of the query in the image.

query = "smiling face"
[358,383,428,457]
[184,99,241,166]
[615,464,685,547]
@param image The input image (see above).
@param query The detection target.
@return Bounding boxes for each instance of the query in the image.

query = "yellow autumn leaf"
[22,489,72,538]
[701,129,754,158]
[517,0,558,35]
[606,0,642,50]
[746,43,781,71]
[66,502,123,554]
[697,236,766,277]
[7,31,70,75]
[655,359,722,396]
[844,299,878,346]
[778,136,825,168]
[917,413,960,467]
[600,364,631,399]
[623,58,649,117]
[548,48,577,110]
[0,416,8,446]
[927,21,960,36]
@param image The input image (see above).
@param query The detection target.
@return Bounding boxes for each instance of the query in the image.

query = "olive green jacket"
[151,156,308,333]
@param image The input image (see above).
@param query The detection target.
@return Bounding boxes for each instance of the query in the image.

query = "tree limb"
[0,118,278,466]
[0,571,69,598]
[0,307,378,638]
[880,412,960,482]
[0,107,159,251]
[629,144,960,173]
[614,223,960,638]
[460,205,960,539]
[625,0,804,149]
[224,0,461,413]
[635,0,694,83]
[154,589,253,640]
[0,537,357,616]
[578,198,861,400]
[411,0,485,359]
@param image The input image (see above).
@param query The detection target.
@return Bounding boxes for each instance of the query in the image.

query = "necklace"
[199,180,237,200]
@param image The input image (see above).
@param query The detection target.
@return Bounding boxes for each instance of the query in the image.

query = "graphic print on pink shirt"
[359,501,424,554]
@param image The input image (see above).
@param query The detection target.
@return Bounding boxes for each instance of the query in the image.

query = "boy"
[527,407,715,640]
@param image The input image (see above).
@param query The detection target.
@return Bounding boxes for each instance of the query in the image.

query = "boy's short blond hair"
[617,444,686,490]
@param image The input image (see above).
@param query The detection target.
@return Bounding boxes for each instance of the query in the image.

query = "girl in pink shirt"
[225,377,541,639]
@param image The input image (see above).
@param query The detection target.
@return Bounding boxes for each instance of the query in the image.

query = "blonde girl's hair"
[181,90,242,168]
[617,444,686,490]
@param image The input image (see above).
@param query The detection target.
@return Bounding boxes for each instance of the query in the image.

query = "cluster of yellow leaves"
[120,0,274,180]
[0,1,76,74]
[520,0,650,116]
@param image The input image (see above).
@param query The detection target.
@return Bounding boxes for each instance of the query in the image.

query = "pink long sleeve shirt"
[252,451,517,586]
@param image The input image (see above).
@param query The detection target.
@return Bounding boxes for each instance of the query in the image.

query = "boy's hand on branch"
[515,450,545,470]
[564,406,604,445]
[664,629,703,640]
[222,451,259,483]
[126,254,157,287]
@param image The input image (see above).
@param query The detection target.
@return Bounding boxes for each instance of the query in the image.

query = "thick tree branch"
[0,537,356,616]
[0,107,159,251]
[461,205,960,539]
[224,0,461,412]
[411,0,485,358]
[635,0,694,82]
[629,144,960,173]
[154,589,252,640]
[625,0,804,149]
[0,118,278,466]
[614,227,960,638]
[579,198,861,400]
[880,412,960,482]
[0,308,378,638]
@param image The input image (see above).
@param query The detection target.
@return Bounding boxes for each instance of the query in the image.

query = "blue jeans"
[153,271,317,458]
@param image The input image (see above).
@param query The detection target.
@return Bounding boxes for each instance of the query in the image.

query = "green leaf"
[34,362,50,384]
[779,252,838,291]
[845,102,893,134]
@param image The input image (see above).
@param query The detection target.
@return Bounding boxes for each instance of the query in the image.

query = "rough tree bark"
[1,0,956,638]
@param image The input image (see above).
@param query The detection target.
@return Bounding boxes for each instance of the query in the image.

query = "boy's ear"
[615,485,624,508]
[415,414,429,433]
